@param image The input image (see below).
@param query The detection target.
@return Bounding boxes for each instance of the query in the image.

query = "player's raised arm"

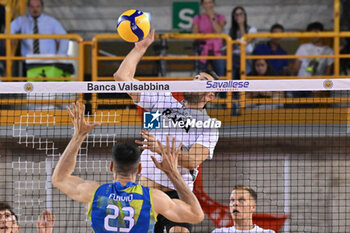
[151,137,205,224]
[52,102,101,203]
[113,29,155,102]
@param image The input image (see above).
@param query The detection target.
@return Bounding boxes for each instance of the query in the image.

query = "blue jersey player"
[52,102,204,233]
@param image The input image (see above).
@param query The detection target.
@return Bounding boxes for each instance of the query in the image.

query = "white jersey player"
[114,29,220,233]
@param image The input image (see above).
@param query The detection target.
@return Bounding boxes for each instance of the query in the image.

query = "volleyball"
[117,9,151,42]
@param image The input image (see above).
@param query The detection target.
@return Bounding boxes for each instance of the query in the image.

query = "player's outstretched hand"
[135,129,163,155]
[135,29,155,50]
[36,210,55,233]
[67,101,101,137]
[151,136,182,175]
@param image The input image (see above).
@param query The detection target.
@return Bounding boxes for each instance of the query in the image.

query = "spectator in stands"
[229,6,257,80]
[247,59,282,109]
[211,185,275,233]
[292,22,333,78]
[253,24,289,76]
[289,22,333,100]
[10,0,68,57]
[0,202,55,233]
[192,0,226,78]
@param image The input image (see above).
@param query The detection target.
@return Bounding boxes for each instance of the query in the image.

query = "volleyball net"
[0,79,349,233]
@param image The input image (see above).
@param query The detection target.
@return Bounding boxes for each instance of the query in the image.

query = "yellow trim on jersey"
[124,184,143,195]
[149,189,157,222]
[87,184,101,222]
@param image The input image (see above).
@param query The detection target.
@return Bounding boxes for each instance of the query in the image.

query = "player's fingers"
[166,136,170,155]
[46,210,51,221]
[71,102,76,116]
[157,140,164,155]
[141,132,151,141]
[141,129,149,136]
[52,214,56,224]
[150,29,155,39]
[151,156,160,169]
[171,137,176,154]
[76,101,81,119]
[92,122,101,128]
[43,210,47,221]
[81,103,85,120]
[175,142,183,157]
[36,216,40,227]
[138,145,146,150]
[135,140,149,145]
[66,106,74,119]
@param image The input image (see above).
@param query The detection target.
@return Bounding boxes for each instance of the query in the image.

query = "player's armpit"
[178,144,210,170]
[151,189,204,224]
[52,175,99,203]
[113,73,141,103]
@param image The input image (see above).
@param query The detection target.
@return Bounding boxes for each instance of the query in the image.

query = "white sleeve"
[195,127,219,159]
[211,229,220,233]
[133,92,163,111]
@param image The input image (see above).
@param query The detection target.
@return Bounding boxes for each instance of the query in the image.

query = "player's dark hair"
[0,202,18,221]
[27,0,44,8]
[232,185,258,202]
[197,69,220,98]
[200,69,220,80]
[270,23,284,32]
[111,142,141,176]
[306,22,324,31]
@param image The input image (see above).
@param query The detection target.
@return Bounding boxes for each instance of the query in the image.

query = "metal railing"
[239,31,350,107]
[0,0,347,113]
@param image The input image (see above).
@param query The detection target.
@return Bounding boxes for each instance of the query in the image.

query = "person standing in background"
[192,0,226,78]
[229,6,257,80]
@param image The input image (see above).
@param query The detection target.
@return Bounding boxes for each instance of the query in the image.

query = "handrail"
[0,0,347,114]
[241,31,350,80]
[0,33,84,82]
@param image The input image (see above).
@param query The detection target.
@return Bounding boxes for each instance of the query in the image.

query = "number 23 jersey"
[88,182,157,233]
